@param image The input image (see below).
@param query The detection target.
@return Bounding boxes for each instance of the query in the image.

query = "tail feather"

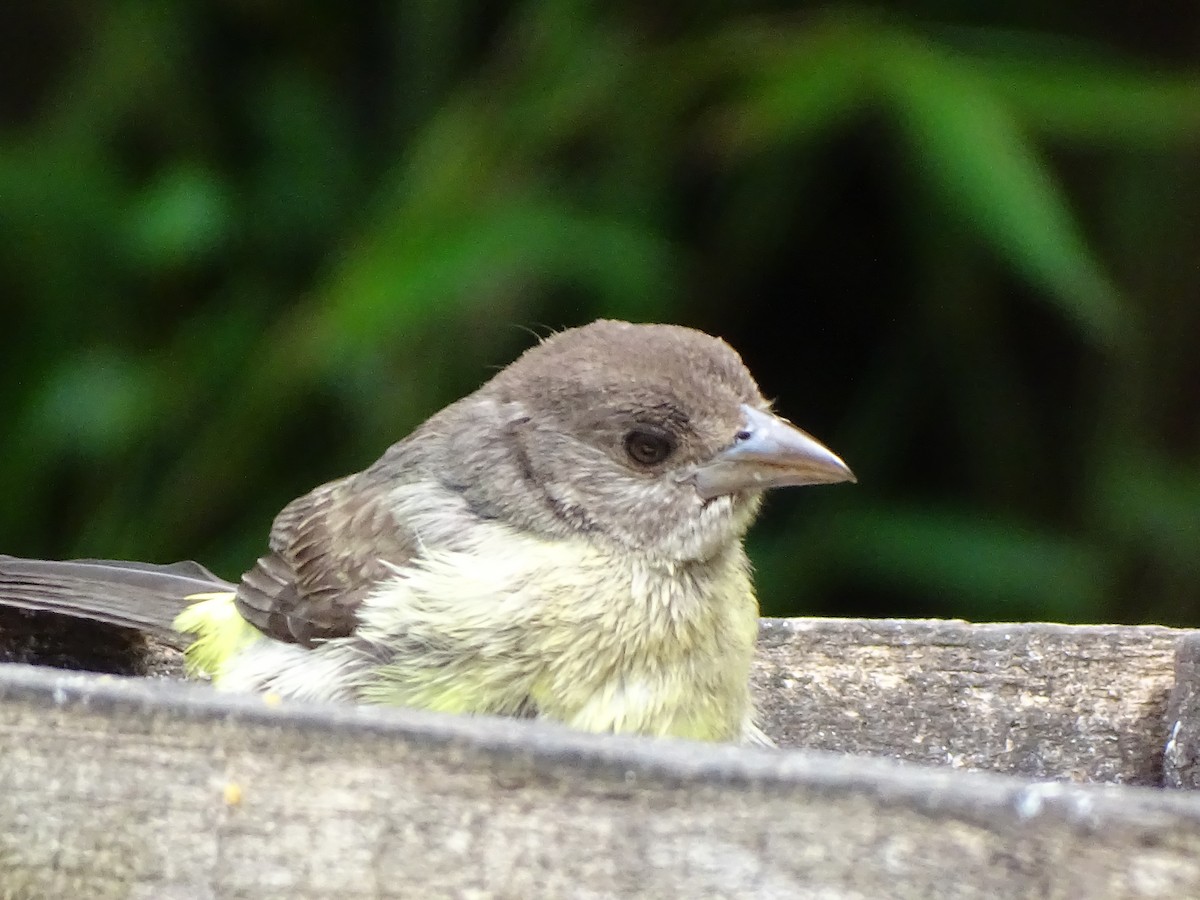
[0,555,236,645]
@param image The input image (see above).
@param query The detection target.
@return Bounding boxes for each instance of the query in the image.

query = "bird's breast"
[530,545,761,741]
[349,514,760,741]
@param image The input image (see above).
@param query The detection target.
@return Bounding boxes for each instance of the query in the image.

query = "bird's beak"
[689,404,856,500]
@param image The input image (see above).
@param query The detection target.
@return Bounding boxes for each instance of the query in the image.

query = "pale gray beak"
[690,405,856,500]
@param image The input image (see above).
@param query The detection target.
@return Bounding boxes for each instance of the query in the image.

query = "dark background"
[3,2,1198,625]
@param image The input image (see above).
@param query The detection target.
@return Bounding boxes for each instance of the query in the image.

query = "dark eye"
[624,427,677,466]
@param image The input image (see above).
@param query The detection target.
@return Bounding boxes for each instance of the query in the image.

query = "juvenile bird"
[0,320,854,743]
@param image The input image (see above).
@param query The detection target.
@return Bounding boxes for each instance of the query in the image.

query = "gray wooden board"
[0,613,1189,787]
[752,619,1184,785]
[3,663,1200,900]
[1165,632,1200,788]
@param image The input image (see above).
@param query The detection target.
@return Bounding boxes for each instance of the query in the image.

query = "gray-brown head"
[425,320,854,563]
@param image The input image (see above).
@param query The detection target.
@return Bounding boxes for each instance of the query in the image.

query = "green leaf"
[923,30,1200,145]
[712,20,877,153]
[977,58,1200,146]
[886,42,1123,346]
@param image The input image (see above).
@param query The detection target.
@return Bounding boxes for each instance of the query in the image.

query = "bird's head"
[440,320,855,564]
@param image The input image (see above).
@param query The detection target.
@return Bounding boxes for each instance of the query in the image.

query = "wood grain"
[0,617,1197,898]
[753,618,1180,784]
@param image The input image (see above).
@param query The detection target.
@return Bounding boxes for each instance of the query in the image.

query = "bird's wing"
[0,555,234,644]
[234,475,421,647]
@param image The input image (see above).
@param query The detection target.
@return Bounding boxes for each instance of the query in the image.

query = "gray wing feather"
[0,555,234,644]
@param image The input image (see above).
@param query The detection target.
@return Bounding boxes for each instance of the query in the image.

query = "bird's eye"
[624,427,676,467]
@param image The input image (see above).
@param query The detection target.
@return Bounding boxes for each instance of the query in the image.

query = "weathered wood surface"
[753,618,1183,785]
[3,662,1200,900]
[0,612,1188,785]
[1165,632,1200,788]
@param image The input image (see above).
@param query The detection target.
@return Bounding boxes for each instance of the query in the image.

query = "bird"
[0,319,854,744]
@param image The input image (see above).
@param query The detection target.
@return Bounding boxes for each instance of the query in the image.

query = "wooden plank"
[753,618,1182,784]
[1165,632,1200,788]
[2,662,1200,900]
[0,612,1188,785]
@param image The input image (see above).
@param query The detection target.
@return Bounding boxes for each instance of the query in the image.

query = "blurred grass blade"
[887,41,1124,346]
[714,20,876,152]
[976,58,1200,146]
[927,27,1200,145]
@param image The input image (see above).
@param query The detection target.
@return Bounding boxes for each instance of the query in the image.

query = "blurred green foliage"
[2,2,1199,624]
